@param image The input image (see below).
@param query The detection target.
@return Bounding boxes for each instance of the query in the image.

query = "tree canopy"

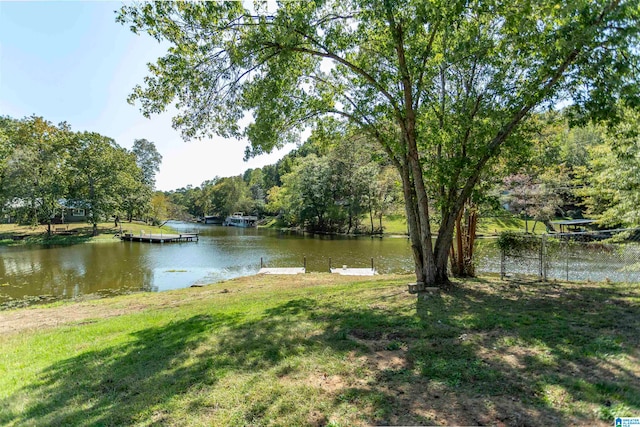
[577,108,640,227]
[0,115,162,233]
[119,0,640,286]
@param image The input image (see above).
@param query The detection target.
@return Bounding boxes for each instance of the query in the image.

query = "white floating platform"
[258,267,306,275]
[330,268,377,276]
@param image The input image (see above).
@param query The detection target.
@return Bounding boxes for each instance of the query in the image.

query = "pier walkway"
[120,232,198,243]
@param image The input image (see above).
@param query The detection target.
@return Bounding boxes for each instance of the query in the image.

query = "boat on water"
[223,212,258,228]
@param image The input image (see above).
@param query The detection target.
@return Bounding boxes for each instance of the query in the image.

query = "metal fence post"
[565,240,569,281]
[540,234,546,280]
[500,248,505,280]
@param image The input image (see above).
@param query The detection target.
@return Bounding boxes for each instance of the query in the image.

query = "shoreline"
[0,273,409,332]
[0,221,177,246]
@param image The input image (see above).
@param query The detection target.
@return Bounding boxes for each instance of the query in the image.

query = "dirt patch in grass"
[0,303,148,334]
[0,274,406,334]
[1,274,638,426]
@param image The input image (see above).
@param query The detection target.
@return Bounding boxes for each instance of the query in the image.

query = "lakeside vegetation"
[0,214,540,247]
[1,2,639,425]
[117,0,640,287]
[0,222,176,246]
[1,274,638,426]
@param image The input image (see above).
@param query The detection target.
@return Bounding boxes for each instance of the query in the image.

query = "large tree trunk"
[398,159,425,284]
[449,203,478,277]
[404,123,437,286]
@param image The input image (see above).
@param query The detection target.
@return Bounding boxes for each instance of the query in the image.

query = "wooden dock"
[120,232,198,243]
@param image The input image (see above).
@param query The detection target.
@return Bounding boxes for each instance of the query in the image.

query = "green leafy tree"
[282,154,338,231]
[261,164,282,194]
[149,192,170,225]
[194,181,215,218]
[210,176,254,217]
[325,134,386,233]
[68,132,140,236]
[265,185,289,220]
[577,108,640,227]
[119,0,639,287]
[118,139,162,222]
[132,138,162,188]
[1,116,72,232]
[0,117,18,190]
[500,112,605,230]
[120,176,150,223]
[369,165,402,234]
[244,168,267,214]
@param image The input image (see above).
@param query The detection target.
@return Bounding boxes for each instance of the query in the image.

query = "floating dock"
[256,257,377,275]
[258,267,306,275]
[258,257,306,274]
[329,257,377,276]
[120,232,198,243]
[330,267,377,276]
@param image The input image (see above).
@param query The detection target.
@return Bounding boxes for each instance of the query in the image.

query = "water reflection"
[0,242,155,304]
[0,223,414,305]
[3,223,638,307]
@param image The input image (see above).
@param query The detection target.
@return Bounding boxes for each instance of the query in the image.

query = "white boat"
[223,212,258,228]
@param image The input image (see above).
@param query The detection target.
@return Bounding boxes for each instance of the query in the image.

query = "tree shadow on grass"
[1,313,242,426]
[411,280,640,425]
[2,281,638,426]
[2,296,425,426]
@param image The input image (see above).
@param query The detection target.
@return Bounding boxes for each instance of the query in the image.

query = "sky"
[0,1,295,191]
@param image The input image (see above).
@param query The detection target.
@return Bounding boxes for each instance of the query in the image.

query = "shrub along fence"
[497,228,640,283]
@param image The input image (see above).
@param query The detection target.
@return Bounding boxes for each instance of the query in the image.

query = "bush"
[497,231,540,254]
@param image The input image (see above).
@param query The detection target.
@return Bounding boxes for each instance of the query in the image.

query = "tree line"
[164,106,640,239]
[119,0,639,287]
[0,115,163,235]
[164,130,404,233]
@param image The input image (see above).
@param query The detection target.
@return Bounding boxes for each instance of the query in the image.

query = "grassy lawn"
[260,214,410,236]
[478,216,561,236]
[0,274,638,426]
[379,214,408,235]
[379,214,541,236]
[0,221,176,246]
[255,213,541,237]
[376,213,546,236]
[251,213,546,238]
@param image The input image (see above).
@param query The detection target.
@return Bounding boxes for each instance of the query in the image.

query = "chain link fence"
[495,228,640,282]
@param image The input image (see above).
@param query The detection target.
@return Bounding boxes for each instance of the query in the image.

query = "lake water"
[0,222,416,306]
[3,222,636,307]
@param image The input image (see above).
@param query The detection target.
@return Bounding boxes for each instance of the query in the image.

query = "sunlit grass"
[478,215,551,235]
[379,214,408,235]
[0,274,638,426]
[0,221,177,246]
